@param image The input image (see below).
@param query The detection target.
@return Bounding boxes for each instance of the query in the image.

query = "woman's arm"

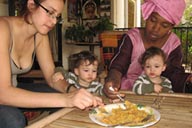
[103,34,133,98]
[108,34,133,75]
[35,34,68,92]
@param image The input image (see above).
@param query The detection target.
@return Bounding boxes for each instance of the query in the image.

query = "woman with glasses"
[0,0,103,127]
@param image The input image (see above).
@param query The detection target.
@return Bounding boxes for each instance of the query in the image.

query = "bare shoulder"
[0,17,11,32]
[0,17,12,46]
[35,33,49,47]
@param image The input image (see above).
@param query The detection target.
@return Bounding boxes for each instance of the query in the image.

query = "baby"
[132,47,173,95]
[53,51,103,95]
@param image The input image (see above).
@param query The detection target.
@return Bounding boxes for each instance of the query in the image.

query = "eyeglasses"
[34,0,63,23]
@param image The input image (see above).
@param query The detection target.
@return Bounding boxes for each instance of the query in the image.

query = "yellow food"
[99,101,153,125]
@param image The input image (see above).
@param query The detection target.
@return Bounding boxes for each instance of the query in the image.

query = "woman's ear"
[27,0,37,11]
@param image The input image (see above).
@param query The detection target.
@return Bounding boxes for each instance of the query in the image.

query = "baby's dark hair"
[68,51,98,72]
[139,46,167,67]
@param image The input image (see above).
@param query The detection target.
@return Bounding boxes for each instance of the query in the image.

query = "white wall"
[61,1,101,70]
[0,3,8,16]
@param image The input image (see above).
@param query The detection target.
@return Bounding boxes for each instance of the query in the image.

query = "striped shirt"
[132,74,173,95]
[64,72,104,95]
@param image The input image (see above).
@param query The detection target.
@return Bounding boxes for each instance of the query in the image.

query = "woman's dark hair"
[139,46,167,67]
[68,51,98,72]
[15,0,28,16]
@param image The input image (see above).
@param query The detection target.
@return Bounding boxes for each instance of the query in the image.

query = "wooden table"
[26,92,192,128]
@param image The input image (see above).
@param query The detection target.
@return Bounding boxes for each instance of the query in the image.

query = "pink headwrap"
[142,0,186,25]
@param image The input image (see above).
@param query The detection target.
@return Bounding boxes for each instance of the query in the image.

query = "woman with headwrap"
[103,0,192,100]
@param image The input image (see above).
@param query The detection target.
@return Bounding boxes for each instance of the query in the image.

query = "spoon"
[109,86,124,102]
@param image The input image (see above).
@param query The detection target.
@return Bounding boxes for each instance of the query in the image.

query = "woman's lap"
[17,82,59,93]
[0,105,26,128]
[0,82,60,127]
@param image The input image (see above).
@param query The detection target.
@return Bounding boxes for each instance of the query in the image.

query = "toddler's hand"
[154,84,162,93]
[52,72,64,82]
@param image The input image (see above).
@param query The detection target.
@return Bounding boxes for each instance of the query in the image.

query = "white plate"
[89,103,160,128]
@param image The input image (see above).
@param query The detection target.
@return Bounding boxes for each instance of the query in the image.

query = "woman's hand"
[103,69,125,101]
[66,88,104,109]
[103,81,119,99]
[103,69,124,100]
[103,80,125,101]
